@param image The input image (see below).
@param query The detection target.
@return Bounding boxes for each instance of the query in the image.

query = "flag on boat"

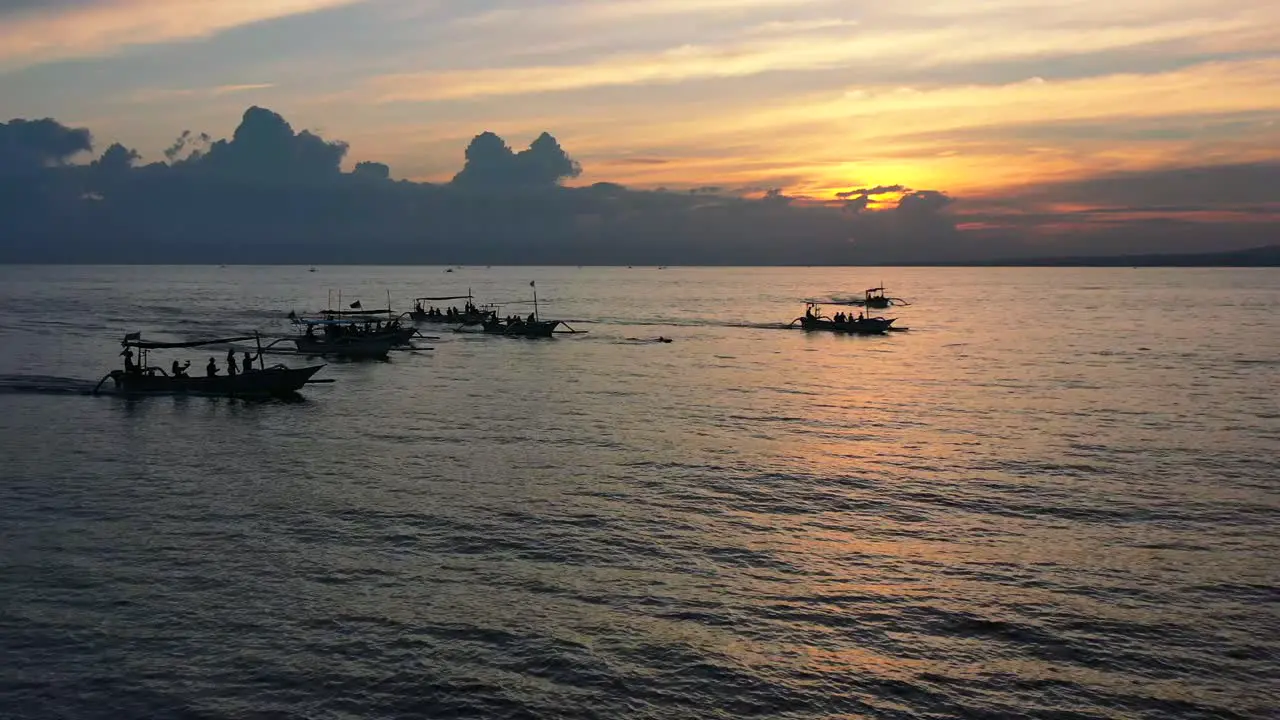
[530,281,535,287]
[123,332,141,343]
[350,300,362,309]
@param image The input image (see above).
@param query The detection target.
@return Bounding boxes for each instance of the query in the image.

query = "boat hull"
[109,365,324,398]
[293,335,399,358]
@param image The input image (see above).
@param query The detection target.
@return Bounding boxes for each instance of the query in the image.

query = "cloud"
[352,160,389,180]
[1017,161,1280,207]
[454,0,827,28]
[190,105,348,181]
[129,83,276,104]
[897,190,953,216]
[452,130,582,188]
[0,0,364,70]
[162,130,211,162]
[5,105,1279,265]
[92,142,140,171]
[365,6,1273,102]
[0,117,92,174]
[0,0,92,17]
[836,185,905,198]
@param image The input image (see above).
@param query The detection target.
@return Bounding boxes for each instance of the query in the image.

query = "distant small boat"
[445,268,454,273]
[309,266,316,272]
[853,284,910,309]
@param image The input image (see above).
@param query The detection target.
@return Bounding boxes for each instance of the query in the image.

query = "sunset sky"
[3,0,1279,204]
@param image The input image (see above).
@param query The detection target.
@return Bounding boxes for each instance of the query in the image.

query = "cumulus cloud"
[0,117,92,174]
[92,142,140,172]
[352,160,390,180]
[2,105,1273,265]
[192,106,347,182]
[452,130,581,188]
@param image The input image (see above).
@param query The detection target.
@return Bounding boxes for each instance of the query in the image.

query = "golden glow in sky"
[2,0,1278,202]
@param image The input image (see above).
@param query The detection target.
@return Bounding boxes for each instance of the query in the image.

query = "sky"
[2,0,1279,223]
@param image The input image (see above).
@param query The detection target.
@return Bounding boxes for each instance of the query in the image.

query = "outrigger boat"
[481,315,562,338]
[283,316,414,358]
[852,285,910,309]
[791,302,895,335]
[316,309,417,346]
[474,282,581,338]
[409,291,495,325]
[94,332,327,398]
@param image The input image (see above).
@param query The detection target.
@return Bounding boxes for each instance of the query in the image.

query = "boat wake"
[615,319,794,331]
[0,374,103,396]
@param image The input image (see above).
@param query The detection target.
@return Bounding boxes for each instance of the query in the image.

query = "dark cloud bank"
[1,107,1276,264]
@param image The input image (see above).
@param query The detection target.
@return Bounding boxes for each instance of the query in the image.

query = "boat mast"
[531,280,538,321]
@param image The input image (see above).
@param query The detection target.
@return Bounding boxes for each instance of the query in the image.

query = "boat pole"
[255,332,264,370]
[531,280,538,321]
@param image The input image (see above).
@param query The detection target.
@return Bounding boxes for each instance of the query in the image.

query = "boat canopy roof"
[122,334,259,349]
[414,294,473,302]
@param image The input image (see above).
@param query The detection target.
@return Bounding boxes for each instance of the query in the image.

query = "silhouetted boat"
[792,302,895,335]
[474,282,583,338]
[481,316,561,337]
[284,316,414,358]
[95,333,327,397]
[848,285,910,309]
[290,330,404,358]
[409,291,494,324]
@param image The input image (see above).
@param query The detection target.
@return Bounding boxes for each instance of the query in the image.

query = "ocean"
[0,265,1276,719]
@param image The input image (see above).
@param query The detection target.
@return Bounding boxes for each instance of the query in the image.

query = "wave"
[0,374,101,395]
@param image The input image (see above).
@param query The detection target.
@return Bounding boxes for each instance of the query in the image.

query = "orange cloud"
[0,0,362,70]
[365,9,1273,102]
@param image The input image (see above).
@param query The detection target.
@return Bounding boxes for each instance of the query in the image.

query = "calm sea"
[1,265,1277,719]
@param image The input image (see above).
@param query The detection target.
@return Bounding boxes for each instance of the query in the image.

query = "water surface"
[1,266,1277,719]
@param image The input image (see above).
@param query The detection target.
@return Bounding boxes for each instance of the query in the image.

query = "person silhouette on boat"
[527,312,536,323]
[171,359,190,378]
[226,349,237,377]
[857,312,864,321]
[242,351,255,373]
[121,349,140,375]
[206,358,218,377]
